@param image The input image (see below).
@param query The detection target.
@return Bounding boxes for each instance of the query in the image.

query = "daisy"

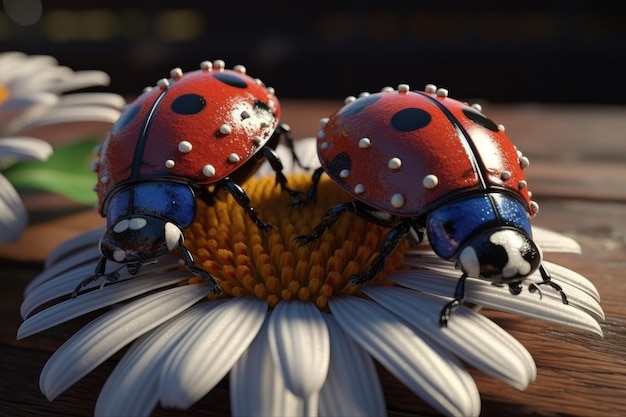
[0,51,125,242]
[18,139,604,417]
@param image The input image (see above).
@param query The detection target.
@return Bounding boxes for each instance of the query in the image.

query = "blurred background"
[1,0,625,104]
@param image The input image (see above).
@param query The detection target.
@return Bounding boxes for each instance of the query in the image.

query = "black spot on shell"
[463,108,499,132]
[390,108,432,132]
[327,152,351,183]
[171,94,206,115]
[339,94,381,117]
[112,103,140,133]
[213,72,248,88]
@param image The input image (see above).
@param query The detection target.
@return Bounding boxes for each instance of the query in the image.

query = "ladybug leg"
[71,257,124,298]
[293,167,324,208]
[221,177,273,232]
[275,123,309,170]
[530,264,569,304]
[439,273,469,327]
[177,241,223,295]
[350,221,412,286]
[260,146,306,204]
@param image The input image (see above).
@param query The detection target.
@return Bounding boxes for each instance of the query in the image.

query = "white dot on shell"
[354,184,365,194]
[157,78,169,89]
[319,118,329,127]
[390,193,405,208]
[253,137,263,145]
[530,201,539,215]
[241,110,251,119]
[233,64,246,74]
[436,88,448,97]
[501,171,511,180]
[388,157,402,170]
[518,180,527,189]
[101,175,109,184]
[202,164,216,177]
[165,160,175,168]
[178,141,192,153]
[228,153,241,163]
[320,141,329,149]
[340,169,350,178]
[170,67,183,79]
[519,156,530,168]
[424,84,437,93]
[397,84,410,92]
[422,174,438,189]
[219,124,232,135]
[358,138,371,148]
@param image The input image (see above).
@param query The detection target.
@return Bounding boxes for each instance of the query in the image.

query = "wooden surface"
[1,99,626,417]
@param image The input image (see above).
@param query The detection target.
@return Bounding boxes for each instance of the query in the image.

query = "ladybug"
[295,83,568,326]
[73,59,304,297]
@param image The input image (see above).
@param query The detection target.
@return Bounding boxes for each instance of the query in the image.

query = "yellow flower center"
[184,173,409,311]
[0,84,9,105]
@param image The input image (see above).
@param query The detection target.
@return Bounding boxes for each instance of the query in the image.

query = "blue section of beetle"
[106,182,197,228]
[426,193,532,259]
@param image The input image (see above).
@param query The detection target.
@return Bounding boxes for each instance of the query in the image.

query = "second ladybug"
[75,60,303,297]
[295,84,568,325]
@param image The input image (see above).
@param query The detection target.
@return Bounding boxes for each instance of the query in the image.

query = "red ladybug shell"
[317,84,533,217]
[95,60,280,214]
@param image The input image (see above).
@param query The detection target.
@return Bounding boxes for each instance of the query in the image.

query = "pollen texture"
[184,173,409,311]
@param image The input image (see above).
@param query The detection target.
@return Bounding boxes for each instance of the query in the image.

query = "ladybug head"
[426,192,541,285]
[100,181,197,268]
[455,227,542,284]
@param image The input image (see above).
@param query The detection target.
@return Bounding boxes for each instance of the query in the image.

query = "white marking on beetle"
[424,84,437,93]
[489,230,532,278]
[170,67,183,79]
[129,218,147,230]
[113,249,126,262]
[354,183,365,194]
[358,138,371,148]
[219,124,232,135]
[165,159,175,168]
[178,141,192,153]
[388,157,402,170]
[390,193,405,208]
[339,169,350,178]
[241,110,251,119]
[202,164,216,177]
[500,171,511,180]
[101,175,110,184]
[422,174,438,189]
[113,219,130,233]
[458,247,480,278]
[228,153,241,163]
[519,156,530,168]
[164,222,182,251]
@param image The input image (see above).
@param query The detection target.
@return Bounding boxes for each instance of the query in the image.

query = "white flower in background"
[0,51,125,242]
[18,140,603,417]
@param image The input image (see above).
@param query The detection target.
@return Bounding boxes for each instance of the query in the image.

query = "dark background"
[2,0,625,104]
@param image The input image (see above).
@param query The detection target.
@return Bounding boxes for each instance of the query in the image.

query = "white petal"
[268,300,330,401]
[389,270,603,336]
[39,283,212,400]
[0,137,53,161]
[319,314,387,417]
[364,286,537,390]
[21,254,184,318]
[95,301,224,417]
[57,92,126,109]
[18,272,191,339]
[0,173,27,243]
[0,92,58,123]
[11,106,122,138]
[44,227,104,268]
[159,297,268,409]
[329,296,481,417]
[231,319,304,417]
[46,70,112,94]
[539,260,601,302]
[27,246,102,298]
[532,226,582,254]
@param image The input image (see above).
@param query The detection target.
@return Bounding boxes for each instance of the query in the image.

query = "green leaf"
[2,138,100,205]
